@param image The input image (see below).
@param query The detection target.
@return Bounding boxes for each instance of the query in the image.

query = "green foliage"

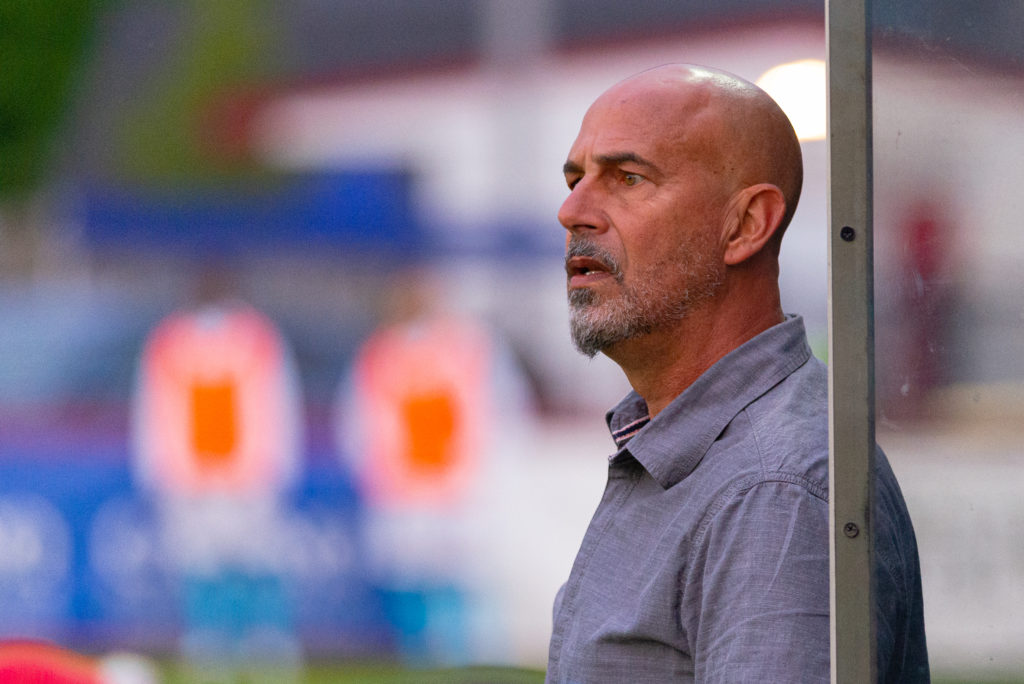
[302,664,544,684]
[115,0,280,187]
[0,0,106,200]
[162,662,546,684]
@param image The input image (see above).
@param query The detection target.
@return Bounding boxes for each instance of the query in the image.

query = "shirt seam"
[689,472,829,564]
[748,349,813,469]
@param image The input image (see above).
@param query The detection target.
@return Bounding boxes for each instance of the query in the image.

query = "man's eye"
[623,173,643,186]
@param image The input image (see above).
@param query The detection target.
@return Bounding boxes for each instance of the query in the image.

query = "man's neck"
[607,302,784,418]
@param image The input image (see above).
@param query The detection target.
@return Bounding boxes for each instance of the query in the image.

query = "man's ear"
[722,184,787,266]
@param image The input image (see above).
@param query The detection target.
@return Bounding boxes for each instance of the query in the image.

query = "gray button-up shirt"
[546,316,928,683]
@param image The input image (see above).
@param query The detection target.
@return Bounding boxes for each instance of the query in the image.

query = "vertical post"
[826,1,876,683]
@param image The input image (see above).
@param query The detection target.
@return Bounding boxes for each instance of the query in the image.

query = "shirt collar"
[604,314,813,489]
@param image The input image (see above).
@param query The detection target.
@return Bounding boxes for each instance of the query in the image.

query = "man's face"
[559,82,731,357]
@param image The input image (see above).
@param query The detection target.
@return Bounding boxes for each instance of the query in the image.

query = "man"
[546,64,928,682]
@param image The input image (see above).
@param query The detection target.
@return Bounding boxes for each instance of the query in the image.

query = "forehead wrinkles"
[581,83,733,182]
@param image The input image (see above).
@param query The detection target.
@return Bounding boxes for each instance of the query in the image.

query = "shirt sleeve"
[683,479,830,683]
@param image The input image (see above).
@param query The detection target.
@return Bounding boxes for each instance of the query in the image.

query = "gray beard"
[567,238,723,358]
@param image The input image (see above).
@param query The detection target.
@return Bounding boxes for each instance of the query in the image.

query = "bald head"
[591,64,804,242]
[560,63,800,403]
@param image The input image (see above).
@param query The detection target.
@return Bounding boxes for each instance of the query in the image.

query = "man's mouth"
[566,255,615,287]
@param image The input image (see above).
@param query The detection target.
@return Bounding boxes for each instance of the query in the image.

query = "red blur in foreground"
[0,641,103,684]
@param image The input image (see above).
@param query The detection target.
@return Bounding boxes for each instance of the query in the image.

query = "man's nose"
[558,180,607,236]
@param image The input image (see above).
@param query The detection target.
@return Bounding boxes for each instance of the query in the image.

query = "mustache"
[565,237,622,278]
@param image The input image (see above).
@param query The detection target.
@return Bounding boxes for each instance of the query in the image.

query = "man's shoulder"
[738,354,830,487]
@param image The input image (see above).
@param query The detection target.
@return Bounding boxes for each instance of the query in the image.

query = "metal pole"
[826,0,877,682]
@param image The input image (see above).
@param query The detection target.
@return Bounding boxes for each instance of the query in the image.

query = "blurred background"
[0,0,1021,681]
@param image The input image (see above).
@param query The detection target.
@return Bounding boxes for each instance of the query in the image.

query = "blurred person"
[884,198,958,421]
[545,64,928,682]
[131,270,303,677]
[336,267,533,665]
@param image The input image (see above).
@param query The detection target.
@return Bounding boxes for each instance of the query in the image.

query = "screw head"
[840,226,856,242]
[843,522,860,538]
